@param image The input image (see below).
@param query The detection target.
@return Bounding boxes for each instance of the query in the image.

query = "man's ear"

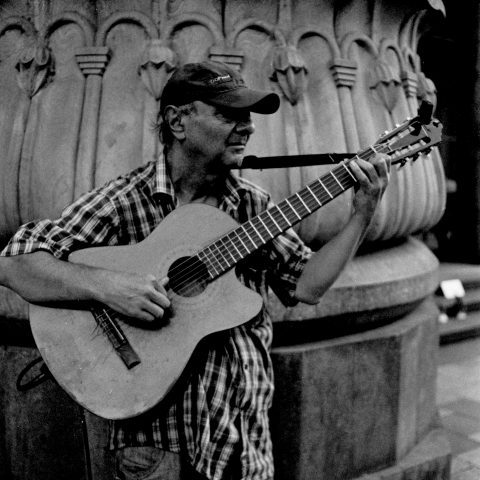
[164,105,185,141]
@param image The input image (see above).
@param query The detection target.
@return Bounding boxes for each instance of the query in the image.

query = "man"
[0,61,389,479]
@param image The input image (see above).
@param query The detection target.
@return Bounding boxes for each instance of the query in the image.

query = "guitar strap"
[236,153,356,170]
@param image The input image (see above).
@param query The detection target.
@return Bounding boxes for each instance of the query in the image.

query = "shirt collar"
[152,154,245,208]
[222,172,243,207]
[153,153,176,200]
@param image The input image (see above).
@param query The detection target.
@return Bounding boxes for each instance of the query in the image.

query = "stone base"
[270,299,450,480]
[355,428,451,480]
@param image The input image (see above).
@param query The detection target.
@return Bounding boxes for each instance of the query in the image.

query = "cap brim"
[207,88,280,114]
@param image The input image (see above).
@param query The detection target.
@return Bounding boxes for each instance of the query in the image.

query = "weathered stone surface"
[355,429,451,480]
[270,299,443,480]
[0,0,446,247]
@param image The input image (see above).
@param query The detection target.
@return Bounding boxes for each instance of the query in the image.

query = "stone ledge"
[355,428,451,480]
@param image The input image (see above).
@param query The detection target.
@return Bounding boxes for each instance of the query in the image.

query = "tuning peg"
[422,147,432,156]
[397,158,408,169]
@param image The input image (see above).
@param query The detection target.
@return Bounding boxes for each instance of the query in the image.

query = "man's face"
[182,101,255,176]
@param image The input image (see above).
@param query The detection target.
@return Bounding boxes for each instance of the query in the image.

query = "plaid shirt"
[2,159,311,480]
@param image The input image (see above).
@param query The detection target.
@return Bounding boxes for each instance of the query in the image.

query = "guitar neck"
[197,143,389,279]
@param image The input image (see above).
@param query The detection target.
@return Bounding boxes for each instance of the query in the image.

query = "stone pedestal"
[271,300,450,480]
[268,238,451,480]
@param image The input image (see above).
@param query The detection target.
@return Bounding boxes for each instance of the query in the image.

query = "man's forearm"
[0,251,102,305]
[294,211,369,304]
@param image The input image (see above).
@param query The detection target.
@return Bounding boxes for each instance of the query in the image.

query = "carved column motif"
[74,46,111,197]
[209,45,244,71]
[330,58,360,151]
[401,70,418,113]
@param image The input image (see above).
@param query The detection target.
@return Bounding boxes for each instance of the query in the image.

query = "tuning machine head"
[397,158,409,169]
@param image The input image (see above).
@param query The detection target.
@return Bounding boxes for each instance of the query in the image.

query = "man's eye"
[215,108,250,123]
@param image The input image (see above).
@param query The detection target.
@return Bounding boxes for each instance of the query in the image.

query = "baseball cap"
[160,61,280,114]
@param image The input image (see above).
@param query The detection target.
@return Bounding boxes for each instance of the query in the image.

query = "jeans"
[113,447,208,480]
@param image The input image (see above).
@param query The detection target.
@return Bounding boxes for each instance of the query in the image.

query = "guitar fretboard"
[196,151,372,279]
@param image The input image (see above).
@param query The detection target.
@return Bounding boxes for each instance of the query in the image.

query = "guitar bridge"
[91,307,141,369]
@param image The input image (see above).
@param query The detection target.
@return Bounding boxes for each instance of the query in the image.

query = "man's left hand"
[348,154,390,219]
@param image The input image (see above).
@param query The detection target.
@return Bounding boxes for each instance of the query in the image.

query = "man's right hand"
[98,271,171,322]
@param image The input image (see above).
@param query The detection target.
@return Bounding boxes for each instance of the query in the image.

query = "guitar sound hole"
[168,256,209,297]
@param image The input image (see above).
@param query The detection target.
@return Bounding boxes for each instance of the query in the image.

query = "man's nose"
[234,118,255,135]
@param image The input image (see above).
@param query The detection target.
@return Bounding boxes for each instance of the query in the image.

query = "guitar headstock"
[369,101,443,167]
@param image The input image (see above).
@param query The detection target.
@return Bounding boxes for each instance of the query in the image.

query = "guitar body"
[29,204,263,420]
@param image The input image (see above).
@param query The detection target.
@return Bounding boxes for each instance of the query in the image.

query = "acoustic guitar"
[29,102,442,420]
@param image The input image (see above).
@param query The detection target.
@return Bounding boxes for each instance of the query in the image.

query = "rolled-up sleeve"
[1,188,120,260]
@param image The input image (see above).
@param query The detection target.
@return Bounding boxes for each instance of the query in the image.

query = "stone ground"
[438,335,480,479]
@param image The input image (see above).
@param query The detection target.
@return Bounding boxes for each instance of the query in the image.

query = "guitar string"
[167,166,357,296]
[152,135,420,296]
[166,153,384,295]
[165,147,392,295]
[164,149,377,292]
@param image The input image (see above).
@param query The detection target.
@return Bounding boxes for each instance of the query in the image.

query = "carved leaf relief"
[369,59,400,112]
[138,40,177,100]
[270,45,308,105]
[15,40,54,98]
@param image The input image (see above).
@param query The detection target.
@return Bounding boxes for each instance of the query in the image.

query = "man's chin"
[224,152,245,169]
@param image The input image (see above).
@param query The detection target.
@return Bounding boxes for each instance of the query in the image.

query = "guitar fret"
[285,199,302,220]
[249,221,265,243]
[257,215,274,238]
[227,233,244,259]
[218,238,237,264]
[204,247,223,275]
[296,192,311,213]
[341,162,356,181]
[275,205,292,227]
[232,230,249,255]
[318,178,333,199]
[266,210,282,231]
[241,224,258,249]
[330,170,345,190]
[211,243,230,269]
[199,248,220,277]
[197,251,211,279]
[306,185,322,206]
